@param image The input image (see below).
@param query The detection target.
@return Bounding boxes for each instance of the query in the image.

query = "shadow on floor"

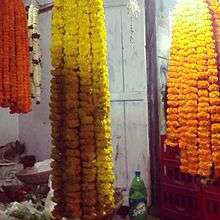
[114,206,160,220]
[113,215,159,220]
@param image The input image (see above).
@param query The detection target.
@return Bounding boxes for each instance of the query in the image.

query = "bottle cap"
[135,171,141,177]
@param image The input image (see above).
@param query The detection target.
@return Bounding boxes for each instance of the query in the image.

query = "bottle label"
[130,200,147,219]
[133,202,146,217]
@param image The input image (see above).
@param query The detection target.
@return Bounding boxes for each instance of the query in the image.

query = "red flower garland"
[0,0,32,114]
[2,1,11,107]
[9,0,17,109]
[0,1,4,106]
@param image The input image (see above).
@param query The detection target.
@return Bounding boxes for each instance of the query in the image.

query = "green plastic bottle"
[129,171,147,220]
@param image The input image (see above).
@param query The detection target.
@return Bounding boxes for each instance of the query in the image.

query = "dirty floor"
[113,215,159,220]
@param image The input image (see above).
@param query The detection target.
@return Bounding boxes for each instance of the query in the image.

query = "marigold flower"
[198,81,210,89]
[166,0,220,176]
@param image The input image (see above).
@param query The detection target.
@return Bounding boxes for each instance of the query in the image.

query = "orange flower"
[2,1,11,107]
[13,0,31,113]
[198,81,210,89]
[211,114,220,122]
[210,106,220,113]
[0,0,31,113]
[209,76,218,83]
[167,108,178,114]
[166,0,220,176]
[0,1,3,105]
[186,120,198,126]
[210,91,220,98]
[199,120,210,126]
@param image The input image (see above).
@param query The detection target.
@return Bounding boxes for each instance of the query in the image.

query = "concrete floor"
[148,216,159,220]
[113,215,159,220]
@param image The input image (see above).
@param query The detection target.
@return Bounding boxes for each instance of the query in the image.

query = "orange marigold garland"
[166,2,196,174]
[9,0,17,109]
[207,0,220,73]
[0,0,32,114]
[196,2,213,177]
[2,0,11,108]
[180,8,200,175]
[14,0,32,114]
[20,0,31,113]
[166,0,220,176]
[0,1,4,106]
[165,3,188,150]
[206,0,220,176]
[14,0,23,113]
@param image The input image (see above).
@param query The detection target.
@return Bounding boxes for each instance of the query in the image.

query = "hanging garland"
[62,0,81,218]
[78,0,97,217]
[28,3,42,104]
[194,1,213,177]
[0,1,3,107]
[90,0,115,213]
[3,0,11,108]
[206,0,220,176]
[50,0,115,219]
[166,0,220,176]
[50,0,65,218]
[1,0,32,113]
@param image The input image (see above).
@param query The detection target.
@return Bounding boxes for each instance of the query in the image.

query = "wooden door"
[105,0,150,204]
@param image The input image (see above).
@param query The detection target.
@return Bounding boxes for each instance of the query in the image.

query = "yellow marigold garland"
[50,0,65,219]
[50,0,64,69]
[62,0,82,218]
[90,0,115,213]
[78,0,97,218]
[50,0,115,218]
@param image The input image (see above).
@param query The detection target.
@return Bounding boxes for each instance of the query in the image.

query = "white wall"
[0,109,18,146]
[156,0,176,134]
[19,9,52,161]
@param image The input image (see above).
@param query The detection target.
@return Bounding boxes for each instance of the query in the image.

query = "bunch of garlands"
[207,0,220,175]
[166,0,220,177]
[28,2,42,104]
[0,0,31,114]
[50,0,115,219]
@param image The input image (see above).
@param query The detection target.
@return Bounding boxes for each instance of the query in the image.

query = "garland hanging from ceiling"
[207,0,220,175]
[50,0,115,219]
[166,0,220,177]
[28,2,42,104]
[0,0,32,114]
